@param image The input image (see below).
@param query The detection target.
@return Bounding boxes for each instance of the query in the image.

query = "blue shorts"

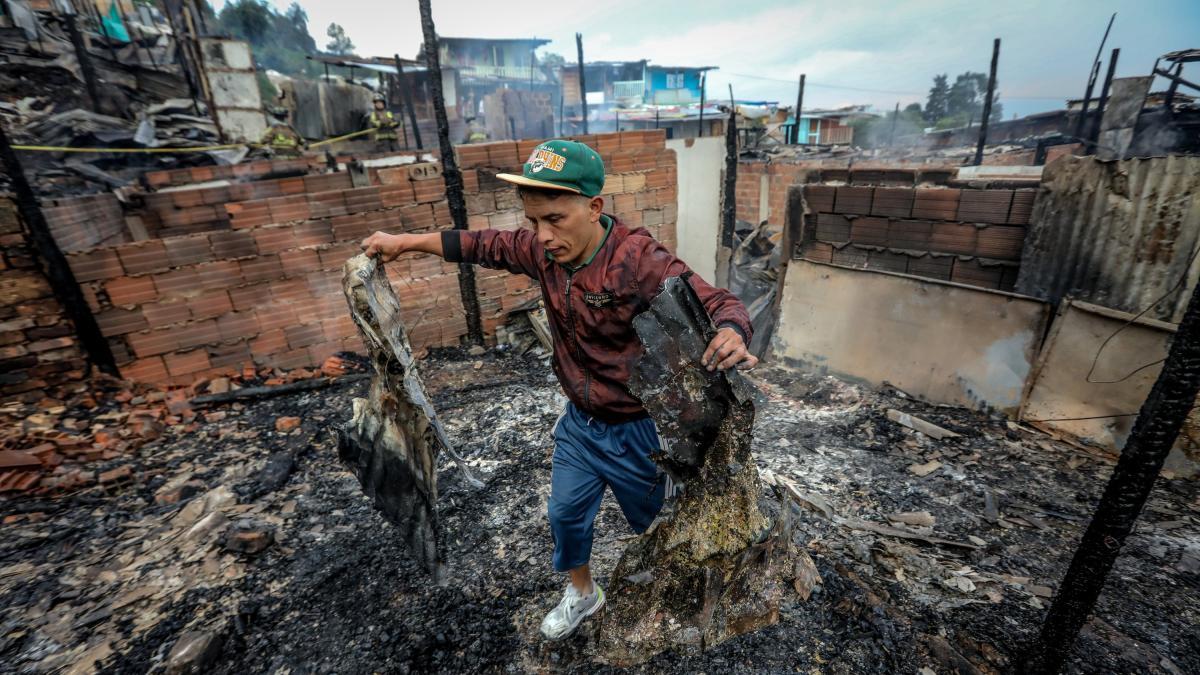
[547,403,666,571]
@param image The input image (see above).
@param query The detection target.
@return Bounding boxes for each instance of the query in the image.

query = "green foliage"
[256,69,278,103]
[212,0,320,78]
[924,71,1003,129]
[325,23,355,56]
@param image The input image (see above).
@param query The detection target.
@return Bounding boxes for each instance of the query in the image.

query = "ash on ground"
[1,348,1196,674]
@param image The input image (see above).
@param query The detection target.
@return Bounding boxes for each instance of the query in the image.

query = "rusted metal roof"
[1015,155,1200,322]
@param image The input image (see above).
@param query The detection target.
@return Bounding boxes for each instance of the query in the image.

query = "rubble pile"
[0,354,364,497]
[0,348,1193,672]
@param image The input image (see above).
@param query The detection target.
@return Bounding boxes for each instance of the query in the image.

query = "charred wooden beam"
[597,276,817,665]
[336,255,482,582]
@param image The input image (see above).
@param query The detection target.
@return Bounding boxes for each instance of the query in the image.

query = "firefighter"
[260,107,304,158]
[365,93,400,152]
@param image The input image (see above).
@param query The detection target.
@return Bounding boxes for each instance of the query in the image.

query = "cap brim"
[495,173,582,194]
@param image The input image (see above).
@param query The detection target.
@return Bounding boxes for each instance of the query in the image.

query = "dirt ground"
[1,347,1197,674]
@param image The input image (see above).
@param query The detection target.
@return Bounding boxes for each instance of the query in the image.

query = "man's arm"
[636,239,757,371]
[361,228,541,278]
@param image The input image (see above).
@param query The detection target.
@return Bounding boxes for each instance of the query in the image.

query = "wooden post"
[973,38,1000,166]
[721,102,737,250]
[697,71,707,137]
[888,101,899,147]
[575,33,588,134]
[654,107,659,129]
[1087,48,1120,154]
[792,73,805,144]
[417,0,484,346]
[63,13,102,112]
[394,55,424,150]
[1073,12,1116,140]
[0,121,118,376]
[1026,267,1200,673]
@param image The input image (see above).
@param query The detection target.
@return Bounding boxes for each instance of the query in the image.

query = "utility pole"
[717,100,738,287]
[575,33,588,134]
[0,121,118,377]
[393,55,424,150]
[417,0,483,346]
[697,71,707,137]
[792,73,806,144]
[1026,275,1200,673]
[62,12,101,112]
[1087,48,1120,154]
[973,38,1000,166]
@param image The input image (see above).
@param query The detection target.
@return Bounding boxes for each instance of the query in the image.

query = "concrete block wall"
[0,199,88,401]
[794,184,1036,291]
[53,130,677,386]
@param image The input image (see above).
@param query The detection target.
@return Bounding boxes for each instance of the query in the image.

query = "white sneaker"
[540,582,605,640]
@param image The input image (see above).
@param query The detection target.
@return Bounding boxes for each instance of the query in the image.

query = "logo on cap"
[528,146,566,174]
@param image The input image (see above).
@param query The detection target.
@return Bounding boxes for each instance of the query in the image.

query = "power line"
[720,71,1067,100]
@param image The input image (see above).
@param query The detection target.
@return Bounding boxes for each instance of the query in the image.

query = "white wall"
[666,136,724,283]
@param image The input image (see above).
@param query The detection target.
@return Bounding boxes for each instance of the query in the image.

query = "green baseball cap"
[497,139,605,197]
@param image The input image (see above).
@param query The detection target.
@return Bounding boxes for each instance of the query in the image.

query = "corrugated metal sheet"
[1015,155,1200,322]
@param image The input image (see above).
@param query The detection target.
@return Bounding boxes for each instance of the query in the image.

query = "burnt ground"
[1,347,1197,674]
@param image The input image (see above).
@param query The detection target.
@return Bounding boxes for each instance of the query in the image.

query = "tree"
[214,0,321,78]
[925,74,949,124]
[326,23,355,56]
[218,0,272,42]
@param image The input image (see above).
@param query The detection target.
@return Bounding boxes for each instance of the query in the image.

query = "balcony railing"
[612,80,646,100]
[454,64,549,82]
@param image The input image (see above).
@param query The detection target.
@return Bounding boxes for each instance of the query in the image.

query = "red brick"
[292,221,334,248]
[207,340,253,369]
[911,188,961,221]
[280,248,321,275]
[142,300,191,328]
[165,349,210,377]
[164,236,213,267]
[174,319,220,349]
[187,290,233,320]
[907,254,954,281]
[193,260,242,289]
[95,307,146,336]
[229,283,273,312]
[486,142,520,168]
[850,216,889,246]
[1008,191,1036,225]
[209,230,258,259]
[239,255,283,283]
[106,276,157,306]
[830,246,868,267]
[152,268,200,300]
[865,250,909,274]
[951,259,1003,289]
[127,329,180,357]
[217,310,260,342]
[117,241,170,276]
[815,214,851,243]
[254,226,296,255]
[267,196,311,223]
[121,356,168,382]
[270,278,310,304]
[834,186,873,215]
[802,185,836,213]
[256,303,299,332]
[931,223,978,255]
[957,189,1014,224]
[870,188,914,218]
[68,248,124,282]
[975,225,1026,260]
[250,328,288,358]
[887,219,933,250]
[332,214,372,242]
[285,322,324,349]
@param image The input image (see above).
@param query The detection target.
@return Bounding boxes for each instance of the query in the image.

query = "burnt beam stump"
[336,254,480,583]
[597,276,817,665]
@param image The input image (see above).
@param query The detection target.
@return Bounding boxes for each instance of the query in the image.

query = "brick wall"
[141,157,316,190]
[41,194,129,253]
[56,130,677,386]
[0,199,87,401]
[794,184,1035,291]
[735,159,958,229]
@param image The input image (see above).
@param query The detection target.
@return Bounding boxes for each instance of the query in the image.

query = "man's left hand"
[702,327,758,372]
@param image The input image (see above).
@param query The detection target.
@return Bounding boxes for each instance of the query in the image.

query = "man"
[365,93,400,152]
[361,139,756,640]
[260,107,304,158]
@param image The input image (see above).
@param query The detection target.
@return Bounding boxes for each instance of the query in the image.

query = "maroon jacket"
[442,215,751,423]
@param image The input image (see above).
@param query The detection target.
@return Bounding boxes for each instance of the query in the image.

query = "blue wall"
[647,68,703,97]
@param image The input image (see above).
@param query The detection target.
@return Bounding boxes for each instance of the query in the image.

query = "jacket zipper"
[563,270,590,409]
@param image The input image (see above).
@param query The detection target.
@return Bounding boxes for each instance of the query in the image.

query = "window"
[666,72,685,89]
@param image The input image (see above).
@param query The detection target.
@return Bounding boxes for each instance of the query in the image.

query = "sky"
[213,0,1199,118]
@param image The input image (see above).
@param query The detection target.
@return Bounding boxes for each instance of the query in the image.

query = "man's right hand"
[361,231,409,262]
